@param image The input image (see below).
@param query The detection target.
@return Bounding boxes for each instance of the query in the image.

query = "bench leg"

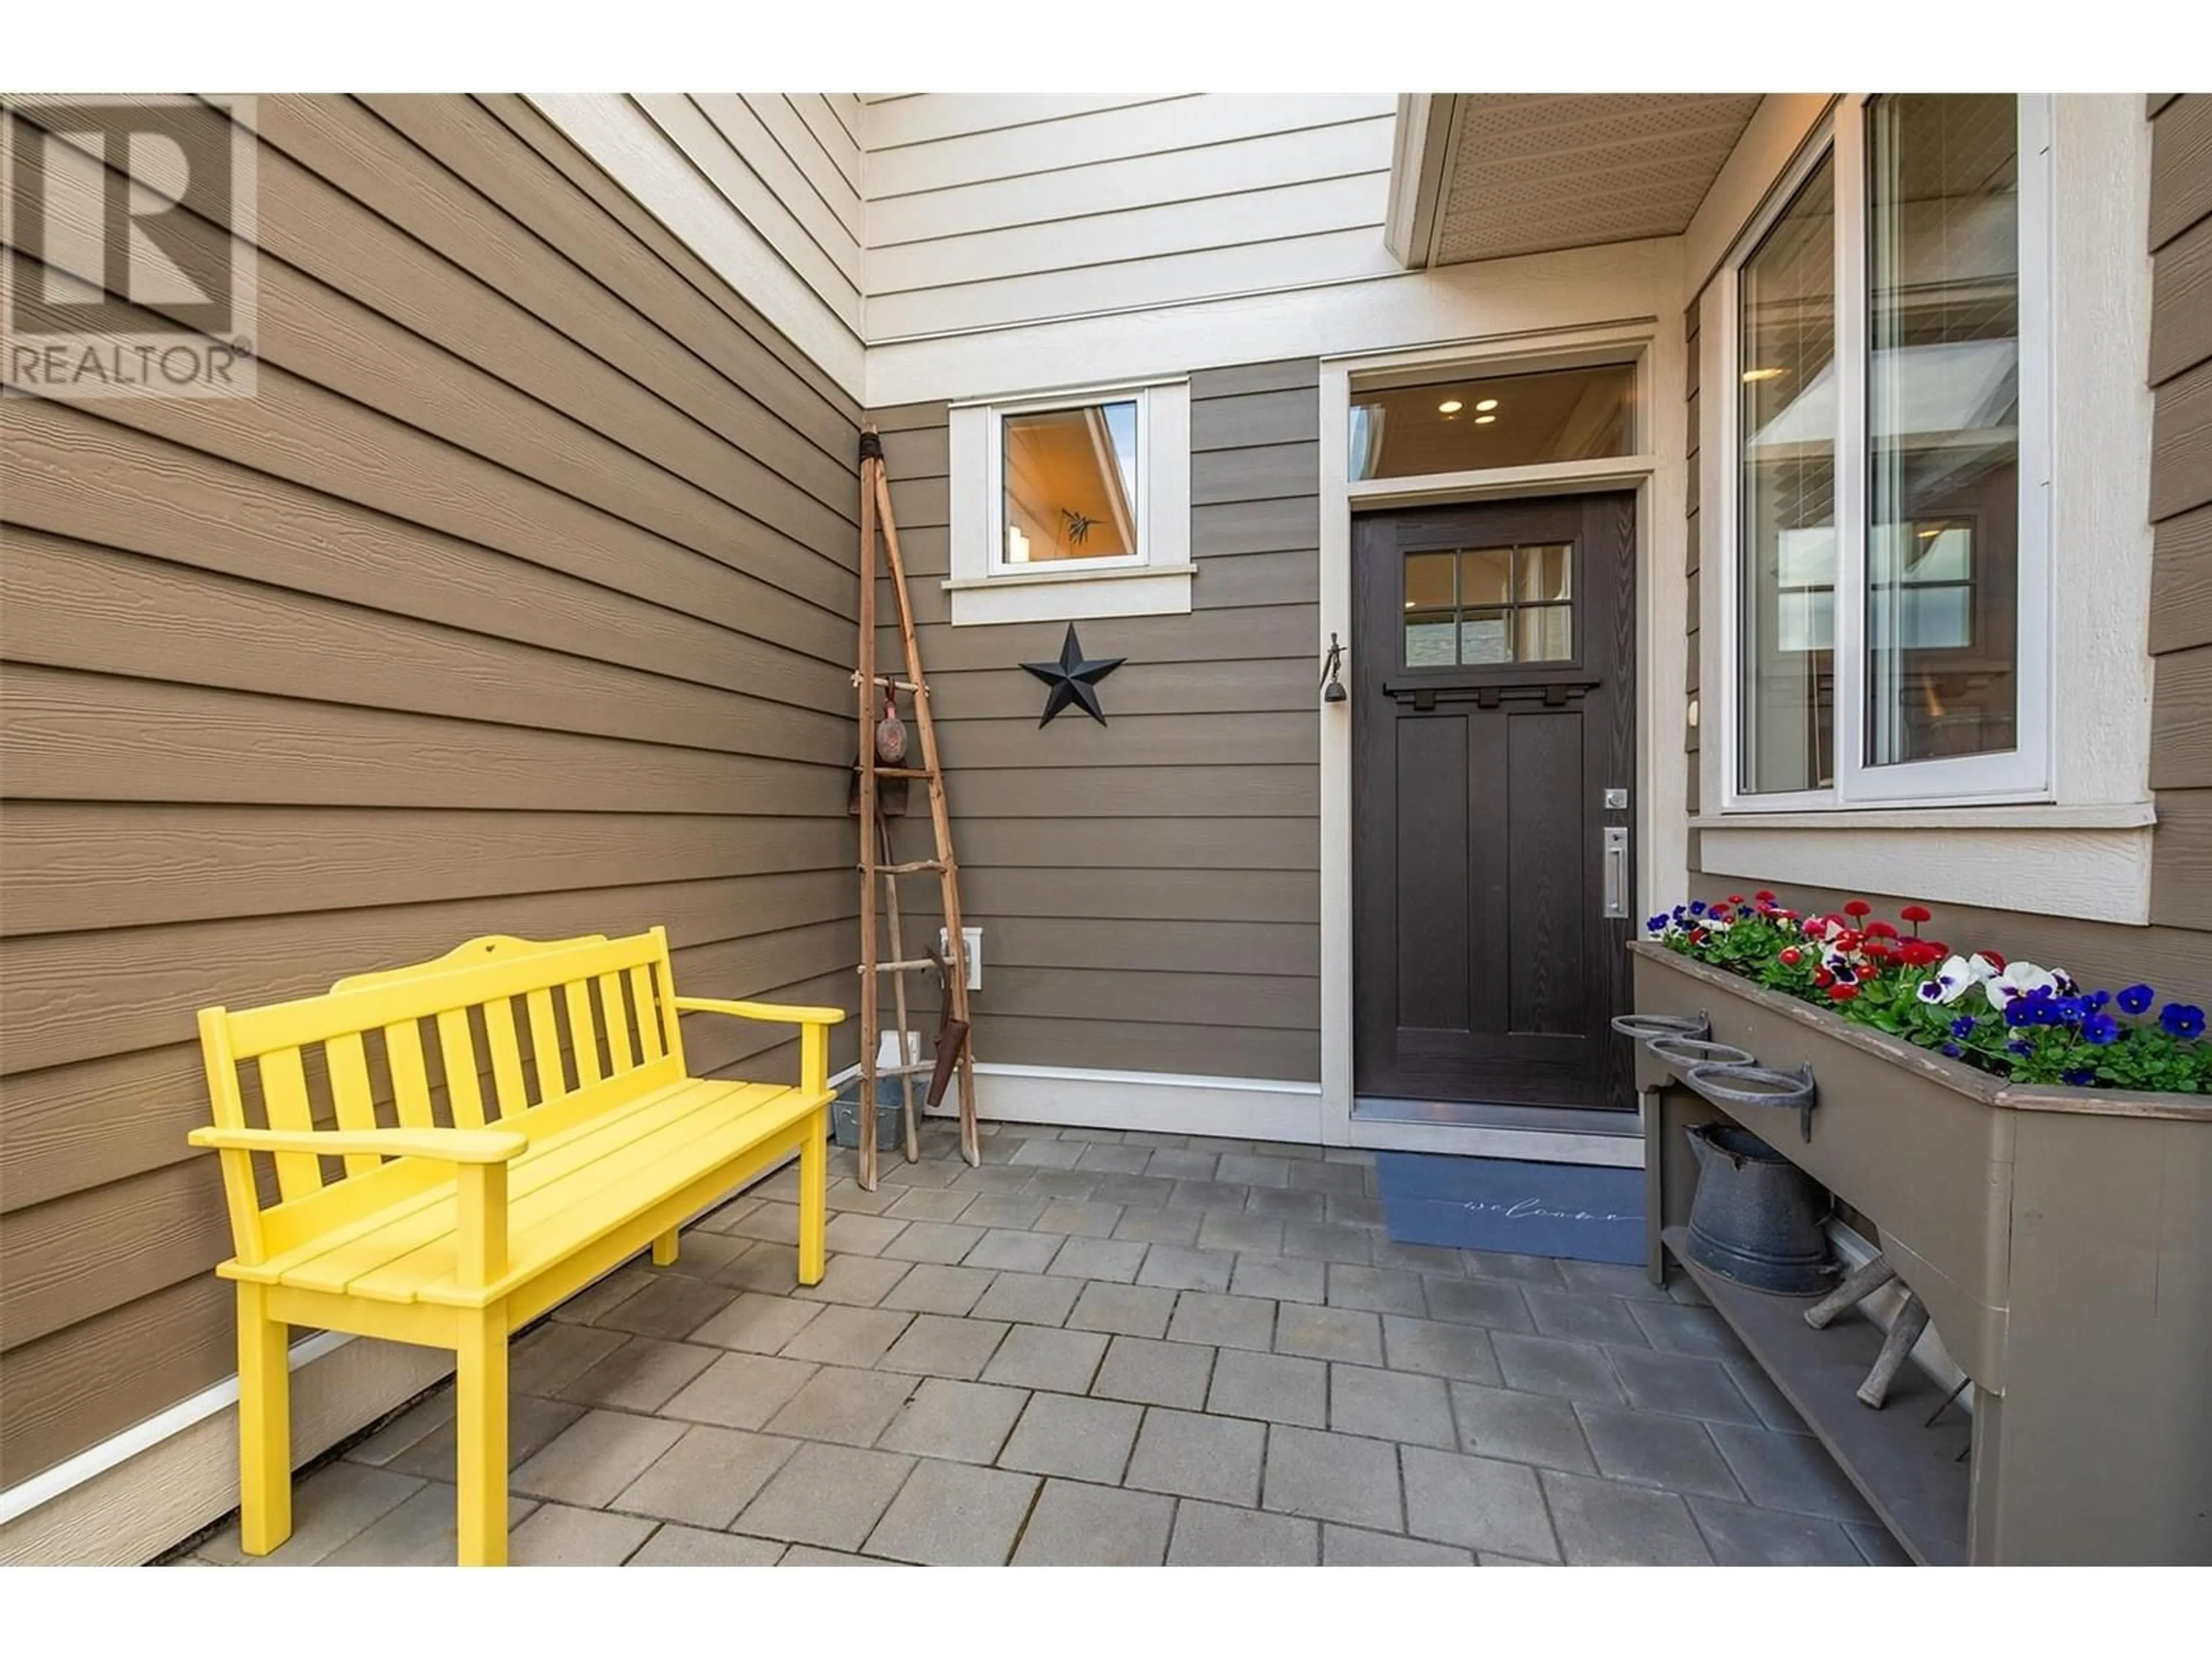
[237,1282,292,1556]
[798,1109,828,1287]
[454,1304,510,1567]
[651,1229,681,1267]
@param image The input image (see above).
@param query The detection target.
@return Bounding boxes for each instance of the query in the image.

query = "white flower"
[1983,960,2060,1012]
[1917,956,1977,1005]
[1966,954,2004,983]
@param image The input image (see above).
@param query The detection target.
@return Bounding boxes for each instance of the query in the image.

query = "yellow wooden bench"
[188,929,844,1566]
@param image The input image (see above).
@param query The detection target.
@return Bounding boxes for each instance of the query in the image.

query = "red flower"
[1900,904,1931,925]
[1862,940,1892,961]
[1922,940,1948,957]
[1755,890,1777,903]
[1898,941,1941,968]
[1835,930,1862,952]
[1726,895,1745,906]
[1812,967,1835,988]
[1980,949,2006,971]
[1844,899,1872,918]
[1778,947,1802,967]
[1864,921,1898,940]
[1828,983,1861,1002]
[1690,929,1707,945]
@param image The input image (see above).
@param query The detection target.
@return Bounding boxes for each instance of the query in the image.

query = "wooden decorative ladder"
[854,426,978,1190]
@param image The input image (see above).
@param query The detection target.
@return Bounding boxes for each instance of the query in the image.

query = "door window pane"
[1401,544,1575,667]
[1001,401,1139,563]
[1738,154,1836,793]
[1866,94,2019,767]
[1351,363,1635,480]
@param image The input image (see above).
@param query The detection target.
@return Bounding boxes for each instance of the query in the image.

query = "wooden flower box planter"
[1631,941,2212,1567]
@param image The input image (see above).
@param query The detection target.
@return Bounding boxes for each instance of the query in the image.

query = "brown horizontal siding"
[866,359,1321,1085]
[2150,97,2212,966]
[0,95,860,1483]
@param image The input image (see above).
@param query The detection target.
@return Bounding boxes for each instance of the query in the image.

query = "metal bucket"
[1683,1121,1836,1295]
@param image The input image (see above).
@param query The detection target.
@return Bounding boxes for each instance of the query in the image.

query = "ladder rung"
[861,1062,936,1077]
[855,674,926,694]
[877,859,946,876]
[861,959,937,973]
[869,766,934,779]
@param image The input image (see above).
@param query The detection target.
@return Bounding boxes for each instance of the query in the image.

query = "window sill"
[1692,802,2156,832]
[1694,808,2157,925]
[945,563,1195,627]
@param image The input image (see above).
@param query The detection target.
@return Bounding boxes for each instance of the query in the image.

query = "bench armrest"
[670,997,846,1100]
[670,997,849,1026]
[191,1125,521,1290]
[188,1126,527,1164]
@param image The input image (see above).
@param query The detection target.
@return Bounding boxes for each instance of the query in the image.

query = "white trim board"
[927,1063,1645,1168]
[0,1333,452,1566]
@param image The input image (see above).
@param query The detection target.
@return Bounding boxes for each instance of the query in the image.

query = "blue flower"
[2054,997,2085,1022]
[2160,1003,2206,1040]
[1949,1015,1977,1040]
[2118,984,2155,1016]
[1646,915,1668,934]
[1940,1041,1963,1058]
[2082,1012,2120,1046]
[2087,990,2112,1010]
[1689,900,1707,916]
[2064,1069,2096,1086]
[2006,1038,2034,1056]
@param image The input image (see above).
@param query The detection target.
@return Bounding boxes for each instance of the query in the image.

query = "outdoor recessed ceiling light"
[1475,399,1499,412]
[1741,368,1785,382]
[1437,399,1463,414]
[1474,414,1497,425]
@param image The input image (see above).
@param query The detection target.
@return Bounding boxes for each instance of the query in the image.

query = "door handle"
[1602,826,1631,919]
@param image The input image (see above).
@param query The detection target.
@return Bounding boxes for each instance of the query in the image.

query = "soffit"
[1429,94,1765,264]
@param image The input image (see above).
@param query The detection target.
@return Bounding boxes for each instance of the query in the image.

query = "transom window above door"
[1352,362,1636,480]
[1403,543,1575,668]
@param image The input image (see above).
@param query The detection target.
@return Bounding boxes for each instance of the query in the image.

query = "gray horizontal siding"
[868,359,1321,1083]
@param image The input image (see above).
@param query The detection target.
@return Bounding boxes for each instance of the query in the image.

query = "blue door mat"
[1376,1152,1645,1266]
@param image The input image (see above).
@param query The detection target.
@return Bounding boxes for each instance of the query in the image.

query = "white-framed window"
[947,380,1192,626]
[1722,93,2051,809]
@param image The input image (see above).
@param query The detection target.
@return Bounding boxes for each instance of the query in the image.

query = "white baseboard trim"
[929,1062,1325,1142]
[923,1062,1644,1168]
[0,1333,453,1566]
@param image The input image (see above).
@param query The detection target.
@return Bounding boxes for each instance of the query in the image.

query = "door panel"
[1352,493,1636,1112]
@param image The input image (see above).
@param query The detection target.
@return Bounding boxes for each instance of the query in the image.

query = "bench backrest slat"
[199,929,688,1265]
[483,997,529,1120]
[563,978,603,1090]
[630,964,664,1064]
[325,1031,382,1177]
[256,1046,322,1202]
[384,1018,434,1131]
[524,984,564,1103]
[436,1007,486,1130]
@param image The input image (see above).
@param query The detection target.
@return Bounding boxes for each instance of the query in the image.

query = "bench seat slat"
[240,1074,729,1293]
[233,1079,797,1308]
[392,1084,813,1308]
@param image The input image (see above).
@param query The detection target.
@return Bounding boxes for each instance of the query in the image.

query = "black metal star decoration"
[1021,624,1124,727]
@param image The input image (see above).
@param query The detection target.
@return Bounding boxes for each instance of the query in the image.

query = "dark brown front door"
[1352,493,1636,1112]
